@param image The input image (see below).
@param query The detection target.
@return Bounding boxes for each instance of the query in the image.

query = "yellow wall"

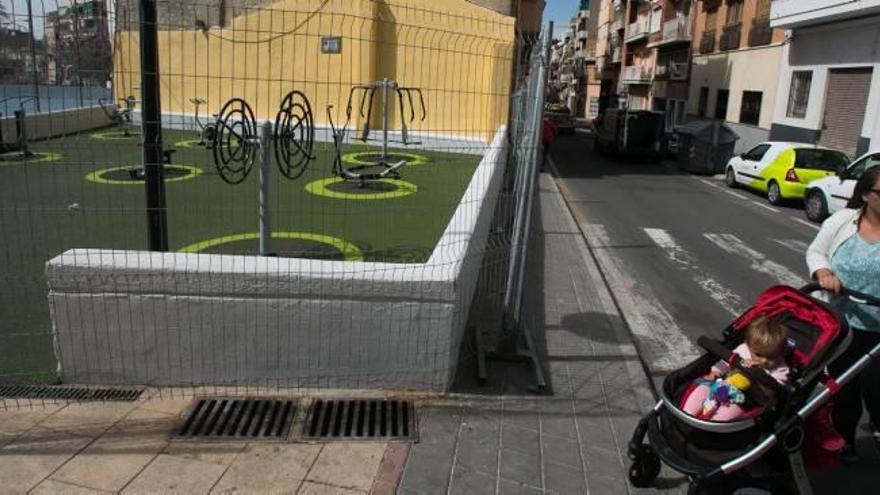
[113,0,515,142]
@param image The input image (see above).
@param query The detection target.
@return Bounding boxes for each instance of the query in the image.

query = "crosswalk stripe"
[793,217,820,231]
[581,223,700,372]
[643,228,743,316]
[770,238,809,254]
[703,233,806,287]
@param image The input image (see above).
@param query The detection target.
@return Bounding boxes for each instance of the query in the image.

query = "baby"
[682,315,790,421]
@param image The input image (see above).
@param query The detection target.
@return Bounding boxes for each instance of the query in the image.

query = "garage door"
[819,68,873,158]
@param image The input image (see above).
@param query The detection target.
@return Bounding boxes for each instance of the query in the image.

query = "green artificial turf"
[0,126,481,383]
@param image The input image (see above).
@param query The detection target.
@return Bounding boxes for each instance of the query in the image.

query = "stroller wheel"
[628,449,660,488]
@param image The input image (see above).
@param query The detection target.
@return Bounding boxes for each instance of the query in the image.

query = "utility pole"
[25,0,40,112]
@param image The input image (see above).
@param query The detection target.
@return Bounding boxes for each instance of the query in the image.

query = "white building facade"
[769,0,880,158]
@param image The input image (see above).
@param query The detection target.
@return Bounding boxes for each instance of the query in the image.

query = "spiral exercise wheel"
[273,90,315,180]
[212,98,258,184]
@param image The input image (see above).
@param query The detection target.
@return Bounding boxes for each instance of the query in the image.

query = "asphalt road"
[549,129,877,489]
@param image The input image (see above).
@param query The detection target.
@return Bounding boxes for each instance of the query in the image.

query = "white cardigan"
[806,208,861,278]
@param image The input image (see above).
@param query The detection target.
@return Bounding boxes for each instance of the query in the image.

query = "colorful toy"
[698,373,752,419]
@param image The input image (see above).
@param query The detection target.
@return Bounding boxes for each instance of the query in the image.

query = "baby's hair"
[745,315,787,358]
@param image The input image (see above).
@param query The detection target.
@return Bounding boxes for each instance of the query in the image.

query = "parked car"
[594,108,665,160]
[724,142,850,205]
[544,105,576,135]
[804,149,880,222]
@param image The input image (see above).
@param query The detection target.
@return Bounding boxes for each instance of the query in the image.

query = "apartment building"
[688,0,785,152]
[769,0,880,158]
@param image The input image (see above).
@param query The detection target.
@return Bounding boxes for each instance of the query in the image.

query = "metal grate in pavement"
[0,385,143,402]
[302,398,417,441]
[172,398,297,441]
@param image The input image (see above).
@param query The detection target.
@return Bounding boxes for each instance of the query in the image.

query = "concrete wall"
[770,16,880,154]
[0,105,114,146]
[46,127,508,392]
[114,0,515,143]
[688,43,783,129]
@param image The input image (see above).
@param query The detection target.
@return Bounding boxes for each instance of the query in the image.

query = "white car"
[804,150,880,222]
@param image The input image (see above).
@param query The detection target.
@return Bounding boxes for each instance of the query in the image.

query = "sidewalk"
[0,174,678,494]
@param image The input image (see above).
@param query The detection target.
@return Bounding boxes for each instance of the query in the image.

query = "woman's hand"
[815,268,843,294]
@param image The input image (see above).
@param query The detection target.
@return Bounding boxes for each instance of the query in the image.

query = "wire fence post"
[259,121,272,256]
[139,0,168,251]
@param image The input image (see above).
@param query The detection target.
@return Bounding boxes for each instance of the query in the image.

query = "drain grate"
[172,398,297,441]
[0,385,143,402]
[302,399,417,441]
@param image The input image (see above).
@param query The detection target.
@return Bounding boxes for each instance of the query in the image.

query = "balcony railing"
[612,46,622,63]
[748,17,772,47]
[661,16,691,44]
[610,15,623,32]
[577,29,588,41]
[626,17,650,43]
[720,23,742,51]
[623,65,652,83]
[654,61,688,81]
[699,30,716,54]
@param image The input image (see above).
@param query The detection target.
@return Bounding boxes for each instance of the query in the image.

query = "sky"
[544,0,582,38]
[1,0,75,38]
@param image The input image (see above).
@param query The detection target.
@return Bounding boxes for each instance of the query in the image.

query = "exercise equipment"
[188,97,216,147]
[98,96,138,137]
[327,102,406,188]
[347,79,426,159]
[206,93,316,255]
[0,96,36,160]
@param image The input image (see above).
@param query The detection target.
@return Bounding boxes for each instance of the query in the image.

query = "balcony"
[610,15,624,32]
[612,46,622,63]
[771,0,880,29]
[577,29,588,41]
[720,23,742,51]
[655,16,691,46]
[654,61,688,81]
[622,64,652,84]
[625,17,650,43]
[748,16,772,47]
[699,30,716,53]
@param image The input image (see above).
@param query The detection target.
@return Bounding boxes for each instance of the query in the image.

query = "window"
[739,91,763,126]
[651,7,662,33]
[725,0,744,25]
[794,149,850,171]
[847,153,880,180]
[715,89,729,120]
[698,87,709,117]
[786,71,812,119]
[743,144,771,161]
[756,0,771,18]
[705,7,718,31]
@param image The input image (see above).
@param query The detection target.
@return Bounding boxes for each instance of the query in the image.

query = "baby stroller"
[627,284,880,494]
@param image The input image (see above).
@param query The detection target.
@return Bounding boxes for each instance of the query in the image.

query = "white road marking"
[697,178,721,189]
[643,228,742,316]
[771,238,809,254]
[581,223,701,372]
[725,190,749,200]
[703,233,806,287]
[793,217,820,231]
[751,201,780,212]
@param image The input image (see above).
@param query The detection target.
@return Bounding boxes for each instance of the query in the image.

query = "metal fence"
[0,0,548,404]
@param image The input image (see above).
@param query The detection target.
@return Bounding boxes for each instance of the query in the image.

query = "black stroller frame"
[628,284,880,494]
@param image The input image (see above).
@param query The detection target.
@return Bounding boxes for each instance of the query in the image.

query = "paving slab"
[30,479,110,494]
[306,443,386,492]
[0,426,92,494]
[122,453,227,494]
[211,443,321,493]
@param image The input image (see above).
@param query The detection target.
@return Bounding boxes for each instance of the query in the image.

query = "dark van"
[594,108,665,160]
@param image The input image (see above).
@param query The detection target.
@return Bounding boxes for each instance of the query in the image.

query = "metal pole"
[73,0,83,106]
[259,121,272,256]
[25,0,40,113]
[139,0,168,251]
[381,78,390,159]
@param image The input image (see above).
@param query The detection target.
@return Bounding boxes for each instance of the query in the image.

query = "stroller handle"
[800,283,880,308]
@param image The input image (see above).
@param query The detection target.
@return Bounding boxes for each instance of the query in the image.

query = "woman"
[806,165,880,461]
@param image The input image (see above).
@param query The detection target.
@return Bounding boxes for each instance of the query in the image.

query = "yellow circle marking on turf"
[305,177,418,200]
[179,231,364,262]
[85,165,202,185]
[0,151,63,165]
[342,151,429,166]
[90,130,141,140]
[174,139,205,149]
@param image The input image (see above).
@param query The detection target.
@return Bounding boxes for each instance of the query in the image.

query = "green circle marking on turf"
[180,232,364,261]
[0,151,62,165]
[90,130,141,140]
[85,165,202,185]
[305,177,418,200]
[342,151,429,166]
